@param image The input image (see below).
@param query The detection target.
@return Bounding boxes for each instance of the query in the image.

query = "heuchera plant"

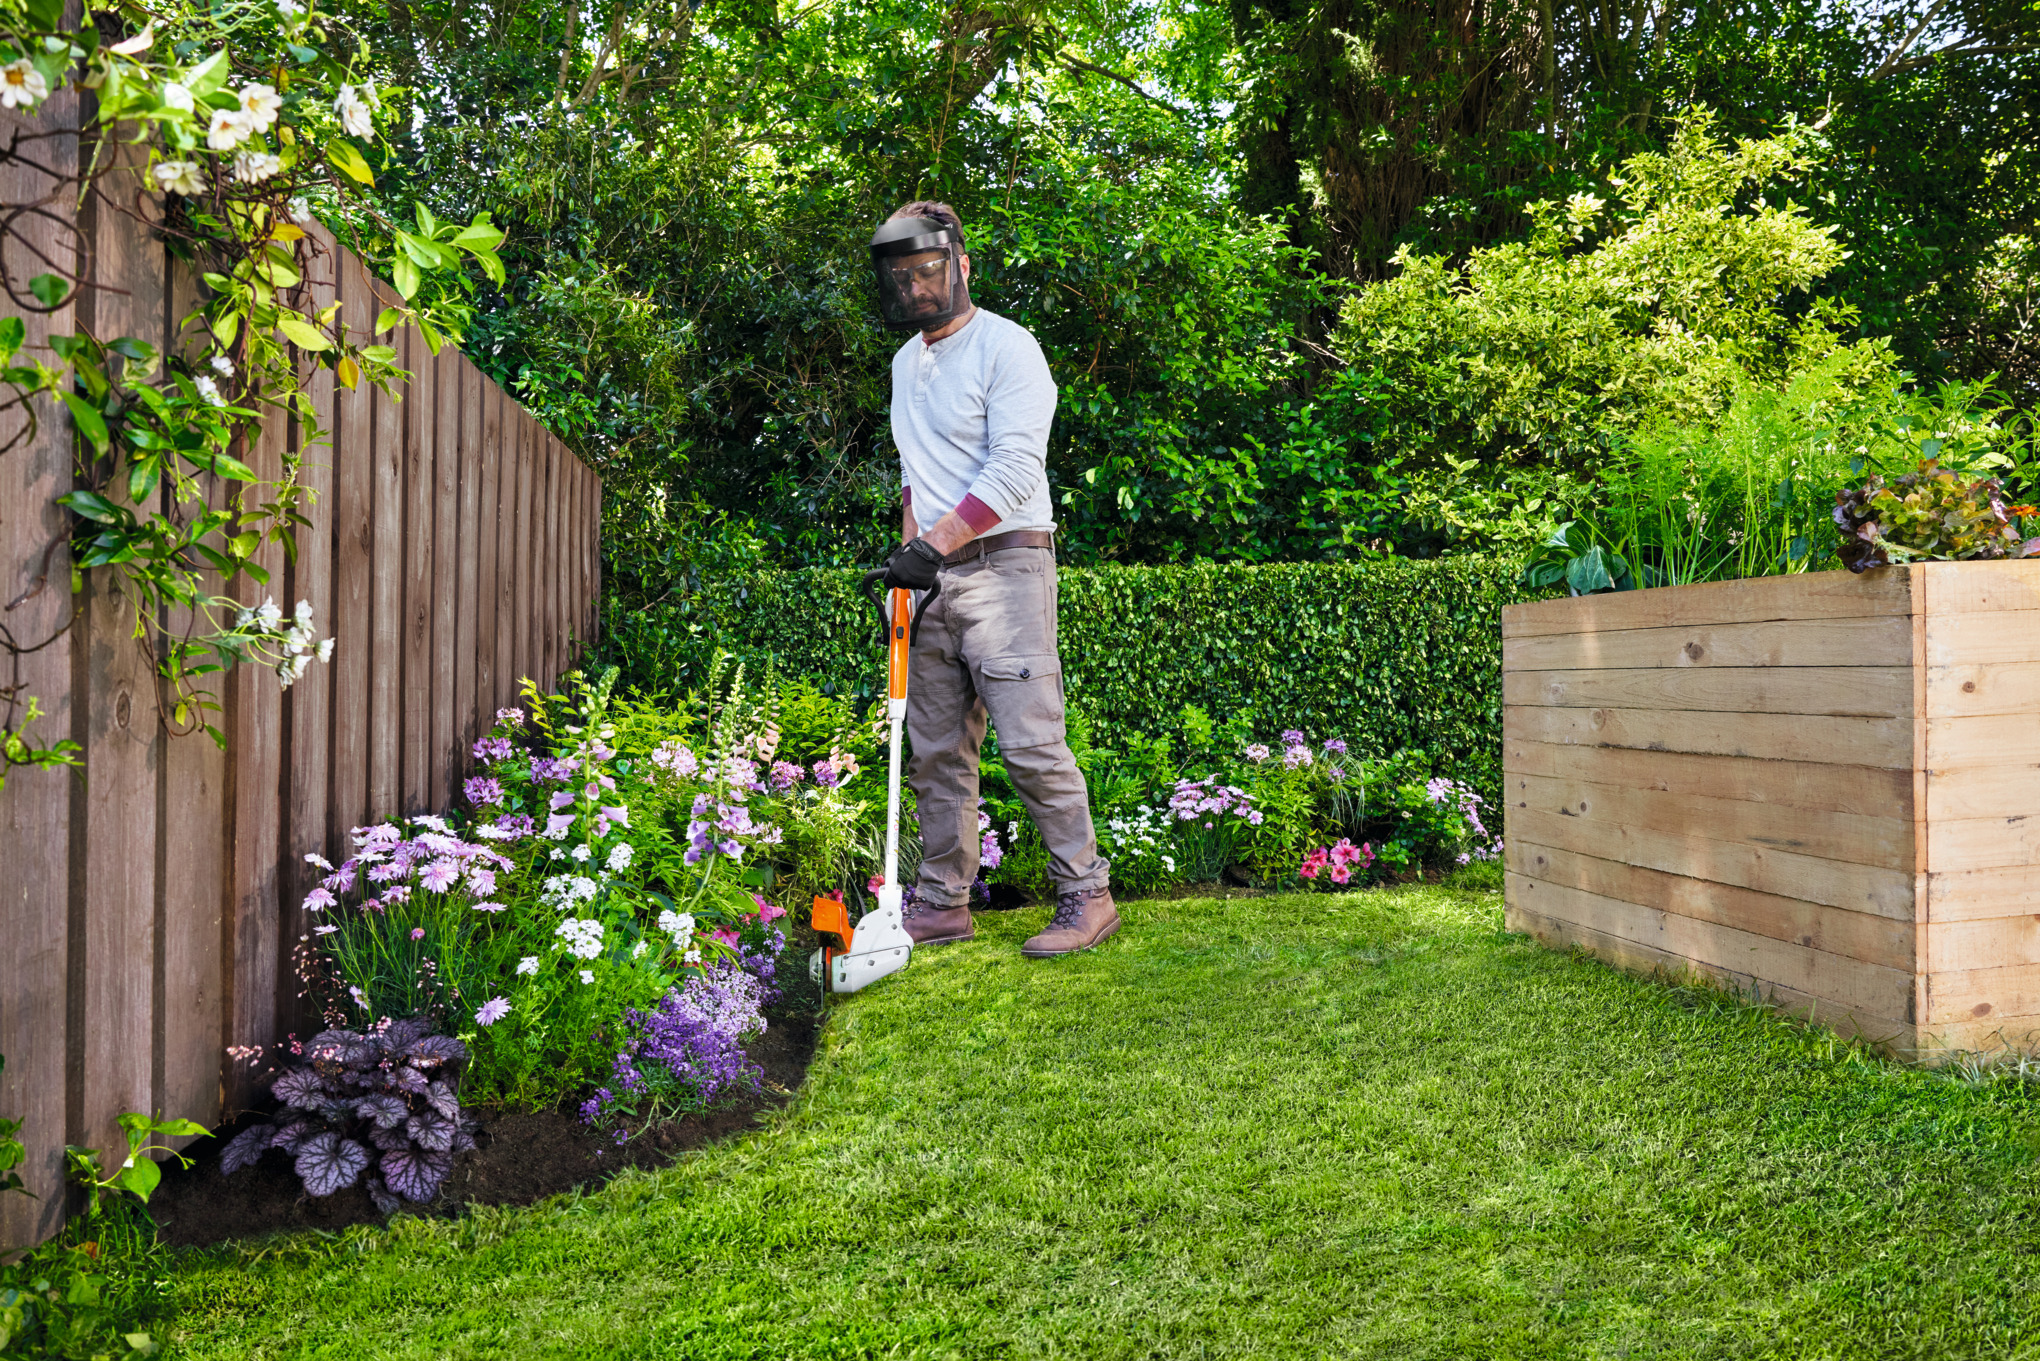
[220,1018,475,1213]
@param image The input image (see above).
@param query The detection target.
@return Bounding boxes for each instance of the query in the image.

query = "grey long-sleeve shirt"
[893,308,1058,537]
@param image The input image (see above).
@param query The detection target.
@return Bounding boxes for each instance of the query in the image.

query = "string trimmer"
[808,570,939,994]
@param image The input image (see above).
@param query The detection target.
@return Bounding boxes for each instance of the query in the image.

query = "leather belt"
[941,529,1054,566]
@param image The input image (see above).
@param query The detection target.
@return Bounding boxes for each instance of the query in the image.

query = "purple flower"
[529,756,578,783]
[1323,738,1347,754]
[472,737,515,762]
[811,758,841,788]
[472,901,505,913]
[1281,730,1305,745]
[303,886,337,912]
[465,776,505,807]
[1243,744,1271,763]
[496,707,525,725]
[474,996,511,1026]
[769,761,805,791]
[493,814,535,840]
[467,866,497,897]
[409,927,426,940]
[980,829,1004,870]
[419,859,461,893]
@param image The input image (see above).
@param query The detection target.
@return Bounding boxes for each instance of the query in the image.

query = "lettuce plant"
[221,1019,475,1213]
[1833,460,2040,572]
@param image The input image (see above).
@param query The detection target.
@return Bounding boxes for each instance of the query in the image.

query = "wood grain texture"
[368,333,404,820]
[1502,569,1914,638]
[453,362,480,756]
[159,258,226,1139]
[431,345,458,809]
[1508,841,1913,970]
[327,251,376,847]
[224,414,289,1111]
[401,327,434,814]
[76,163,161,1163]
[1503,666,1913,717]
[1507,770,1913,871]
[1505,902,1916,1048]
[1923,963,2040,1027]
[1505,804,1916,919]
[1504,616,1914,672]
[1504,703,1914,768]
[1504,738,1914,818]
[1916,560,2040,616]
[476,382,502,722]
[1507,873,1914,1018]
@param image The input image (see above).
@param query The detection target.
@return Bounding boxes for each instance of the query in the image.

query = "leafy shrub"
[605,556,1529,804]
[222,1020,476,1213]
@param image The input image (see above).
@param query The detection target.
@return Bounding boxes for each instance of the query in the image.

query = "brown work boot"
[900,896,975,946]
[1021,887,1120,958]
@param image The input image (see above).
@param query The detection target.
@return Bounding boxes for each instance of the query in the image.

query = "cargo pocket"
[978,653,1065,750]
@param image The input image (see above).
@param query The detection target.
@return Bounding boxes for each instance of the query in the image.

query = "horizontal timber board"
[1503,666,1912,718]
[1508,841,1913,970]
[1924,765,2040,823]
[1924,963,2040,1026]
[1504,876,1916,1022]
[1501,571,1914,638]
[1506,804,1916,919]
[1926,611,2040,668]
[1508,771,1912,870]
[1504,738,1914,819]
[1504,704,1913,768]
[1915,1016,2040,1056]
[1918,560,2040,616]
[1925,713,2040,770]
[1926,813,2040,874]
[1927,662,2040,719]
[1927,913,2040,974]
[1505,904,1916,1049]
[1504,616,1914,672]
[1930,865,2040,923]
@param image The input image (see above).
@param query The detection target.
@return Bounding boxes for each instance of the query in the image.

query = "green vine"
[0,0,506,788]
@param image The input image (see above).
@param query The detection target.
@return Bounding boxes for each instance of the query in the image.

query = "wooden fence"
[0,132,599,1247]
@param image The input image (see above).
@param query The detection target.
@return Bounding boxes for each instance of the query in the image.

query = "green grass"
[165,889,2040,1360]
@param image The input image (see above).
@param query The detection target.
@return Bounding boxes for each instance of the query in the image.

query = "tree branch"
[1061,56,1184,116]
[1868,0,1953,80]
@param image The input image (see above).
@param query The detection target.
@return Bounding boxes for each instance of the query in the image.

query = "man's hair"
[889,200,965,247]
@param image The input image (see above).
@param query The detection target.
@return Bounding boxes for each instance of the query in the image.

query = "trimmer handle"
[859,566,940,651]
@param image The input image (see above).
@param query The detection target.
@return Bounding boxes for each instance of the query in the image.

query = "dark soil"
[149,998,821,1250]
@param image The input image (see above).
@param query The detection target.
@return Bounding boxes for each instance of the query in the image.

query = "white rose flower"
[288,195,313,224]
[158,81,194,112]
[334,85,374,138]
[235,83,282,132]
[206,108,251,151]
[0,59,49,111]
[233,150,281,183]
[317,637,336,662]
[153,160,204,196]
[194,375,225,407]
[210,354,234,378]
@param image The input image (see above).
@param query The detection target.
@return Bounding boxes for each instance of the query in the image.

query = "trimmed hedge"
[601,557,1533,798]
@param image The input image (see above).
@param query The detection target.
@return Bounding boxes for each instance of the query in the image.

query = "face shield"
[870,216,969,331]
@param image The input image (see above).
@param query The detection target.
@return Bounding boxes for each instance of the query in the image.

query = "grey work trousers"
[906,546,1109,907]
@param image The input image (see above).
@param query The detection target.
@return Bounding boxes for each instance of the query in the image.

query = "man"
[869,200,1118,958]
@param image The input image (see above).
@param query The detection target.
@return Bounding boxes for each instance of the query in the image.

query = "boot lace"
[1050,890,1090,929]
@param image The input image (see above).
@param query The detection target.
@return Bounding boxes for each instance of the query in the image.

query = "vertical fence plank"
[75,154,162,1162]
[0,97,79,1249]
[541,436,557,686]
[328,249,375,851]
[368,323,405,820]
[513,411,533,694]
[454,361,481,763]
[476,379,501,724]
[401,329,435,815]
[224,407,290,1113]
[430,345,458,810]
[158,249,227,1138]
[492,389,515,712]
[276,238,340,1045]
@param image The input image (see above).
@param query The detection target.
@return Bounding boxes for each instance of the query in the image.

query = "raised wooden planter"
[1503,562,2040,1057]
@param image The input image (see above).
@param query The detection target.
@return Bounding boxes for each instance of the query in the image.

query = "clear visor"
[873,245,963,328]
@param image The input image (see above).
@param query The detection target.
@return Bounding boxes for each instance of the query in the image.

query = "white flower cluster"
[606,841,633,873]
[515,955,539,976]
[555,917,604,960]
[539,873,599,912]
[657,908,702,963]
[1101,805,1179,875]
[233,596,336,689]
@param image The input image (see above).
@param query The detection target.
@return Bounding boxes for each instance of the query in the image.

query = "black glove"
[882,537,944,592]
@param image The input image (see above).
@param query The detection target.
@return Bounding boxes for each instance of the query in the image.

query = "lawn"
[165,887,2040,1360]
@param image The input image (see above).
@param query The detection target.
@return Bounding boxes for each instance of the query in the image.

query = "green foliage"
[602,556,1531,801]
[1334,113,1897,476]
[1835,463,2040,571]
[0,1196,170,1359]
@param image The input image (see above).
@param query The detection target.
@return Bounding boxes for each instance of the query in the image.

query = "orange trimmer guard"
[811,895,853,952]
